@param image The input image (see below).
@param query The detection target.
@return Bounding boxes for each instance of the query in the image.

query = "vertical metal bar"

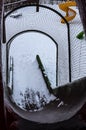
[2,4,6,43]
[12,57,14,94]
[67,23,71,82]
[36,0,39,12]
[56,44,58,86]
[0,1,7,129]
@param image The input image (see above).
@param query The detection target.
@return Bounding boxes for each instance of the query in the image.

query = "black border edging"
[2,4,71,84]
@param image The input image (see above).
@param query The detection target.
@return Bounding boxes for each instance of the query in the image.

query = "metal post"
[36,0,39,12]
[2,5,6,43]
[0,1,7,129]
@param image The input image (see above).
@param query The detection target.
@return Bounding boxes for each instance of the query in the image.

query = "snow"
[5,5,69,86]
[9,32,56,86]
[8,32,56,110]
[2,4,86,111]
[57,101,64,108]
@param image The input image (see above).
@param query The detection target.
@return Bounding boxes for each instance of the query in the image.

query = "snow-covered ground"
[5,5,69,86]
[2,4,86,111]
[8,32,57,110]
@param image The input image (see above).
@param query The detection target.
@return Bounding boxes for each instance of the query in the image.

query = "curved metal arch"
[3,4,71,84]
[3,4,71,82]
[6,30,58,87]
[4,4,69,25]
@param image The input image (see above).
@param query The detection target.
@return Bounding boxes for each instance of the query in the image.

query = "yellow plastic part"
[59,1,76,23]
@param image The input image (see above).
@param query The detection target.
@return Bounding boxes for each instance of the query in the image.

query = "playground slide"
[59,1,76,23]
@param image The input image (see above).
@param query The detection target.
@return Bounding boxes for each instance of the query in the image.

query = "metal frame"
[6,30,58,88]
[2,4,71,89]
[4,0,39,12]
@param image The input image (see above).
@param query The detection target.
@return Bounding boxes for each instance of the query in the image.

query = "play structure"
[2,4,71,123]
[59,0,76,23]
[1,1,86,127]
